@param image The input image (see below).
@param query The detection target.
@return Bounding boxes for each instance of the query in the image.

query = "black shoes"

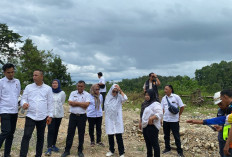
[78,152,84,157]
[162,149,171,154]
[61,151,70,157]
[178,152,185,157]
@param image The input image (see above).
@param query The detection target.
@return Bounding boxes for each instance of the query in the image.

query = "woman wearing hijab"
[139,89,163,157]
[45,79,66,156]
[105,84,127,157]
[86,84,104,147]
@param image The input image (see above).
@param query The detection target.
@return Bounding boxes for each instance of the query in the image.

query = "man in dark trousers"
[61,80,90,157]
[98,72,106,110]
[0,63,21,157]
[20,70,53,157]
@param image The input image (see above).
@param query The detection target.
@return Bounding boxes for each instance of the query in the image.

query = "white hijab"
[105,84,122,121]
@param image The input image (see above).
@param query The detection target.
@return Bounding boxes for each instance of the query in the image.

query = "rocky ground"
[0,104,221,157]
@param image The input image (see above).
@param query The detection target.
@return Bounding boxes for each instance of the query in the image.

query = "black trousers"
[47,118,62,148]
[88,117,102,143]
[218,131,226,157]
[20,117,47,157]
[64,113,87,153]
[100,92,106,111]
[108,134,124,156]
[143,125,160,157]
[0,113,18,157]
[163,121,183,154]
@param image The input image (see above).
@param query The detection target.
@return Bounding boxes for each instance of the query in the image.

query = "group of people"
[140,72,185,157]
[2,63,229,157]
[0,63,127,157]
[187,90,232,157]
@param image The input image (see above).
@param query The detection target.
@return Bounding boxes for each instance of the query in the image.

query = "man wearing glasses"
[143,72,161,102]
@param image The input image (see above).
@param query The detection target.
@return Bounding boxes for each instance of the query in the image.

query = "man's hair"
[97,72,103,76]
[149,72,154,77]
[77,80,86,85]
[166,85,175,93]
[34,69,44,75]
[2,63,15,72]
[221,89,232,98]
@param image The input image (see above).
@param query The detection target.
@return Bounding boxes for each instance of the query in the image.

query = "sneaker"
[162,149,171,154]
[97,142,105,147]
[51,145,60,152]
[106,151,114,157]
[78,151,84,157]
[61,151,70,157]
[91,141,95,147]
[178,152,185,157]
[120,154,125,157]
[45,148,52,156]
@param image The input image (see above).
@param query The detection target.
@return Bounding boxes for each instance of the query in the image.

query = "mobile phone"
[208,125,217,131]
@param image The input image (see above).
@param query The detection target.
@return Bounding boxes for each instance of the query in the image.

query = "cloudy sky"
[1,0,232,83]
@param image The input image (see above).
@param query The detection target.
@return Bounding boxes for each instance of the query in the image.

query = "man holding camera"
[143,72,161,102]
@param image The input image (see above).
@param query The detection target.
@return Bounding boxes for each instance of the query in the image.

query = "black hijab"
[140,89,156,118]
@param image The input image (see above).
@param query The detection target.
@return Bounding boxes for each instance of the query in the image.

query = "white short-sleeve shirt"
[99,76,106,93]
[161,93,184,122]
[68,90,90,114]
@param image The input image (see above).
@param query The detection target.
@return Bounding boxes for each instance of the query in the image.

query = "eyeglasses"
[95,89,100,91]
[112,90,118,94]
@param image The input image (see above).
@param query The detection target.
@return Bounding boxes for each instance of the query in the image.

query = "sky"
[1,0,232,83]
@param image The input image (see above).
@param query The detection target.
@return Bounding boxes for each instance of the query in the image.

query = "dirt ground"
[0,104,221,157]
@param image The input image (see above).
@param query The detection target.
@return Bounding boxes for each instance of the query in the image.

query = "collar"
[4,77,15,82]
[77,90,84,95]
[34,82,44,87]
[167,93,174,97]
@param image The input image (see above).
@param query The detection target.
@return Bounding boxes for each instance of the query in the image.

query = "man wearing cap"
[97,72,106,111]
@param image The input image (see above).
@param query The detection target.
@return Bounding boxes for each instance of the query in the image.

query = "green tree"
[15,39,53,88]
[195,60,232,92]
[47,55,73,87]
[0,23,22,65]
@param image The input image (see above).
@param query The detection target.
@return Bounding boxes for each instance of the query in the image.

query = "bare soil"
[0,104,221,157]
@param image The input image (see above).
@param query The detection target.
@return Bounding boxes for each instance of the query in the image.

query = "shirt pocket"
[2,84,9,95]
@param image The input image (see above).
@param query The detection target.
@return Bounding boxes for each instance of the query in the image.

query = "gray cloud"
[1,0,232,83]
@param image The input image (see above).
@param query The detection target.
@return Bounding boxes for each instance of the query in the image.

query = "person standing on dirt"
[143,72,161,102]
[186,89,232,157]
[139,89,163,157]
[45,79,66,156]
[213,89,232,157]
[161,85,185,157]
[61,80,90,157]
[0,63,21,157]
[98,72,106,111]
[86,84,104,147]
[19,70,53,157]
[104,84,127,157]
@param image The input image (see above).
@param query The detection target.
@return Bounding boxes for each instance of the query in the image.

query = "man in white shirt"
[161,85,185,157]
[20,70,53,157]
[97,72,106,110]
[61,80,90,157]
[0,63,21,157]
